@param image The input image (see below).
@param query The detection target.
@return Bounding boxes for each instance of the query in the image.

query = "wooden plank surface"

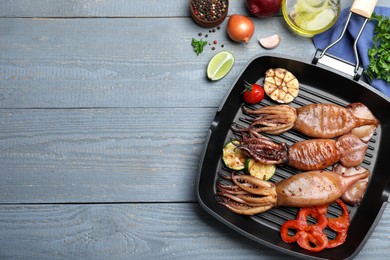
[1,0,390,259]
[0,108,213,203]
[0,17,312,109]
[1,0,388,17]
[2,0,389,109]
[0,0,215,17]
[0,204,389,260]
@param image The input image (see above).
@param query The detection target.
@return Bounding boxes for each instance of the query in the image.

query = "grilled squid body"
[294,103,379,139]
[288,133,368,171]
[217,170,370,215]
[276,170,369,208]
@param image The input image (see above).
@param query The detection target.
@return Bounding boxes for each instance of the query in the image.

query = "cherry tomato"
[242,81,265,104]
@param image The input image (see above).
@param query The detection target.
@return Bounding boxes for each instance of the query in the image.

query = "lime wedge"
[207,51,234,81]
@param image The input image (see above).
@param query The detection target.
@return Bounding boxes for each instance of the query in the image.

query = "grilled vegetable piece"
[222,140,246,170]
[242,81,265,104]
[280,199,350,252]
[245,158,276,180]
[263,68,299,103]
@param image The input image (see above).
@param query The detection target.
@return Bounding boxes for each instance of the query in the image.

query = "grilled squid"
[238,102,379,141]
[217,170,370,215]
[333,164,370,206]
[235,133,367,171]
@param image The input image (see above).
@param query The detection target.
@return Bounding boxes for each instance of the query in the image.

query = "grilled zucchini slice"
[245,158,276,180]
[222,140,246,171]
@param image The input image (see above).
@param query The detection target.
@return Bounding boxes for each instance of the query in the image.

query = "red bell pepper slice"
[326,199,350,248]
[296,228,328,252]
[281,200,350,252]
[280,206,328,251]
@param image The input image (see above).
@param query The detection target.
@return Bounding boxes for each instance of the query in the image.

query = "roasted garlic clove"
[264,68,299,103]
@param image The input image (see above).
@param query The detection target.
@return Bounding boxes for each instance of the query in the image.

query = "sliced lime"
[207,51,234,81]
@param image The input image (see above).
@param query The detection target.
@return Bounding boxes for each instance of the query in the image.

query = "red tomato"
[242,82,265,104]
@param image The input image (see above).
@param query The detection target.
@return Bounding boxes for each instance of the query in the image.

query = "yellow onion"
[227,14,255,44]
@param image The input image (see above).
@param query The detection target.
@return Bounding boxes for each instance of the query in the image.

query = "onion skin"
[227,14,255,44]
[245,0,282,18]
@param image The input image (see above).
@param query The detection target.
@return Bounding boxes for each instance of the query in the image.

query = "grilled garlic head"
[264,68,299,103]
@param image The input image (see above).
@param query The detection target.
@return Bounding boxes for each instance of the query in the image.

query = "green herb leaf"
[191,38,207,55]
[364,13,390,84]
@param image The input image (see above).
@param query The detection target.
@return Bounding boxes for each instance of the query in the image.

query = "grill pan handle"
[350,0,378,18]
[312,0,378,81]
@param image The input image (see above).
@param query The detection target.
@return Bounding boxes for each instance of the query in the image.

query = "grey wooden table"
[1,0,389,259]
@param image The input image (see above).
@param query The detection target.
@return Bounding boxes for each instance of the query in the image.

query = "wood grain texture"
[3,2,389,109]
[1,0,388,18]
[1,0,390,259]
[0,0,248,18]
[0,108,215,203]
[0,203,389,260]
[0,0,211,18]
[0,16,312,109]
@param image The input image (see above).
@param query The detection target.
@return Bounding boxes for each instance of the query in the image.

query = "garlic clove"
[258,34,281,49]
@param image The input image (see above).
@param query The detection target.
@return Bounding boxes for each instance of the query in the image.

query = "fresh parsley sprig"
[365,13,390,84]
[192,38,207,55]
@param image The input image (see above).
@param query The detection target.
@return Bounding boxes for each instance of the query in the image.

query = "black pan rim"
[197,53,390,260]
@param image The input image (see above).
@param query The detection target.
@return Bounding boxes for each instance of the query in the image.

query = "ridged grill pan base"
[197,55,390,260]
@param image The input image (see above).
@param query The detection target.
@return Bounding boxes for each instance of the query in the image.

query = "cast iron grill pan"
[197,55,390,260]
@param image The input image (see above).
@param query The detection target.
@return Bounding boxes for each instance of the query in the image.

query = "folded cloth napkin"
[313,6,390,98]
